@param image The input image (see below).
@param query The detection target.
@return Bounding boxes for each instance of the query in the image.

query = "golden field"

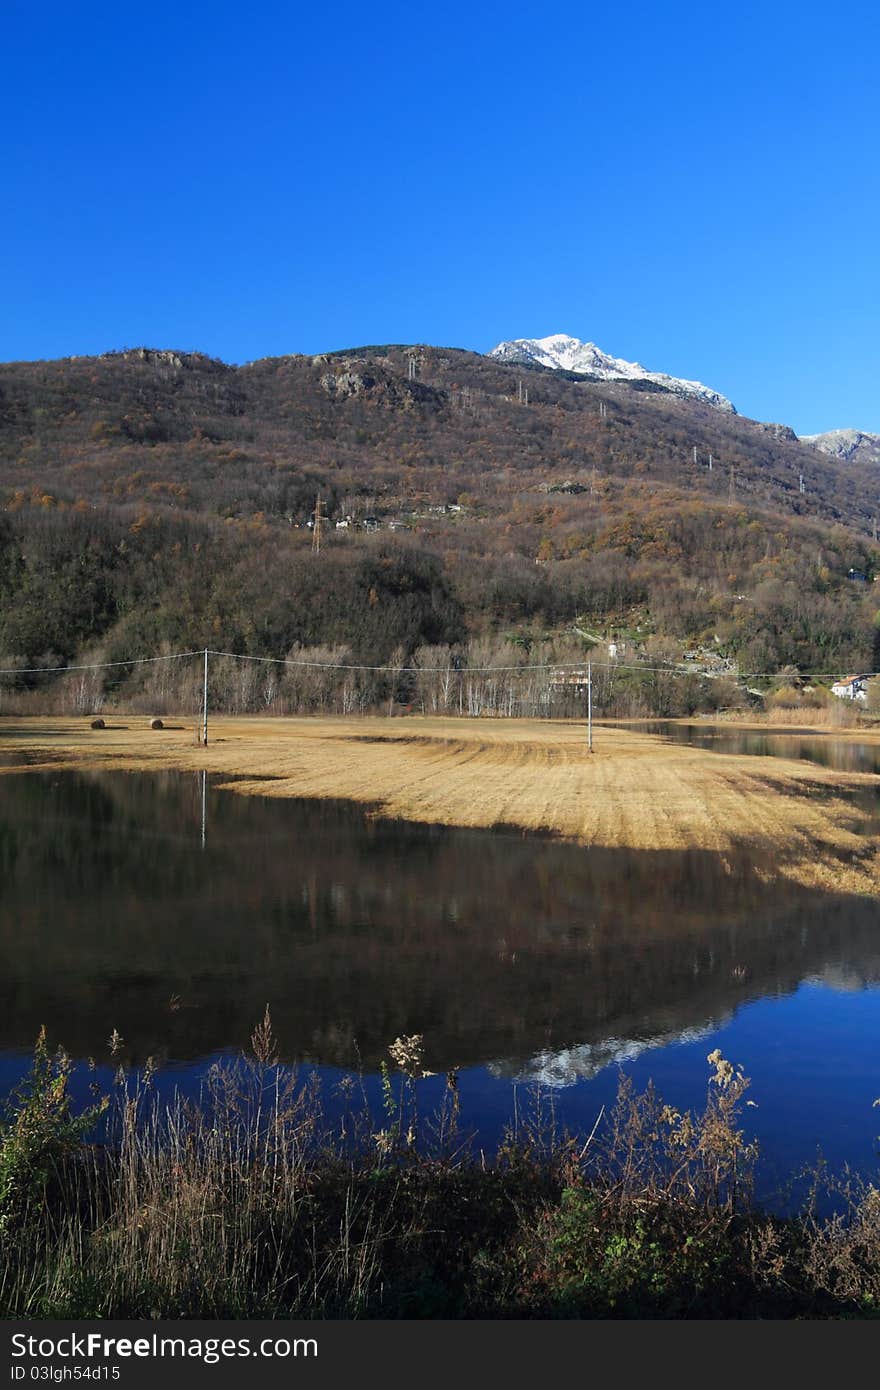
[1,713,879,897]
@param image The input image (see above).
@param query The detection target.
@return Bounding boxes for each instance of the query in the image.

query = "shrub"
[0,1029,107,1232]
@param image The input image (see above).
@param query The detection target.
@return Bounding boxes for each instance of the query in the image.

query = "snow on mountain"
[487,1022,721,1089]
[799,427,880,465]
[489,333,736,413]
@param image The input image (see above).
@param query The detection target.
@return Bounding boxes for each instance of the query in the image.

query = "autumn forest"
[1,343,878,717]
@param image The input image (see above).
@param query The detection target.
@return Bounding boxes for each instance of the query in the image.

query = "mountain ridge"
[1,338,878,698]
[800,427,880,467]
[490,333,737,414]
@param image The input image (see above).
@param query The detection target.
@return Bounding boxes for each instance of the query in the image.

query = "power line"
[1,647,877,683]
[0,650,202,676]
[200,649,880,682]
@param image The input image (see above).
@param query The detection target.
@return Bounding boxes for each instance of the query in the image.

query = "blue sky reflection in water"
[0,765,878,1212]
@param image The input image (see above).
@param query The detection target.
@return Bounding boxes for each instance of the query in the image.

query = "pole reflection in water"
[0,767,879,1197]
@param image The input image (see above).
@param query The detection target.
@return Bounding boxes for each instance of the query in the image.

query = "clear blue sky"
[2,0,879,435]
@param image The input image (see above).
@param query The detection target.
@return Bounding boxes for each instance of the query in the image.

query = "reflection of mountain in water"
[0,769,878,1073]
[489,1024,720,1088]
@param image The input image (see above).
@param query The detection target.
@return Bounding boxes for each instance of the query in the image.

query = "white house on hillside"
[831,674,869,702]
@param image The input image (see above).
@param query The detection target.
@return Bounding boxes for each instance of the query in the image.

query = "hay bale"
[149,717,164,730]
[89,717,105,730]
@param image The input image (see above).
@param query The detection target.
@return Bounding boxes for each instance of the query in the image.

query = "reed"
[1,1022,878,1319]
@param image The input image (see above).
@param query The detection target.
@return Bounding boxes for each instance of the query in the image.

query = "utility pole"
[202,647,209,746]
[312,495,323,553]
[586,658,595,756]
[200,767,207,849]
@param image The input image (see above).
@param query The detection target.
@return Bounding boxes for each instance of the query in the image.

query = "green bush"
[0,1028,107,1231]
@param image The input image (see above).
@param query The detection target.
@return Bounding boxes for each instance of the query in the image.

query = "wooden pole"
[587,660,593,752]
[202,647,209,746]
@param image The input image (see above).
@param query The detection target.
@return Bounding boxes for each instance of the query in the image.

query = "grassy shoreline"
[3,715,879,1317]
[2,713,879,898]
[1,1028,878,1320]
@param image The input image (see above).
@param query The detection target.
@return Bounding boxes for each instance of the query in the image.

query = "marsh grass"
[1,1022,879,1319]
[5,713,880,907]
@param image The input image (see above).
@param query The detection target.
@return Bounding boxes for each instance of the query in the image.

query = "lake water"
[0,763,878,1210]
[621,719,880,776]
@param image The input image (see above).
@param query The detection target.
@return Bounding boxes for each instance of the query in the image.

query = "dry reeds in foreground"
[1,1021,879,1320]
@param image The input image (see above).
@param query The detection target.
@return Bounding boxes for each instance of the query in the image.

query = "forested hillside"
[1,344,878,716]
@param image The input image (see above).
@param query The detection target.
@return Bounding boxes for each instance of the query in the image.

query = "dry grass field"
[1,713,879,898]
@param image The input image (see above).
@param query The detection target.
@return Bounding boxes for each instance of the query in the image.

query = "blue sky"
[2,0,878,434]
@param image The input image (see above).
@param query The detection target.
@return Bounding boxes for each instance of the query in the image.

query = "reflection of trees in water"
[0,770,877,1071]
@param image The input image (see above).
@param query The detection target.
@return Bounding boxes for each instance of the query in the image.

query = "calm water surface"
[623,719,880,776]
[0,764,878,1209]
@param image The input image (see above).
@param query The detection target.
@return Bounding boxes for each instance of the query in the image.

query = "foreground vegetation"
[2,1022,879,1319]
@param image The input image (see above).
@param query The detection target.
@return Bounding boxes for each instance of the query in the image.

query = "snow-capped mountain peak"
[799,427,880,465]
[489,333,736,413]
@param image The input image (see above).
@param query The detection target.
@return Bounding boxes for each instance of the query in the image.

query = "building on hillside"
[831,674,869,702]
[549,666,591,693]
